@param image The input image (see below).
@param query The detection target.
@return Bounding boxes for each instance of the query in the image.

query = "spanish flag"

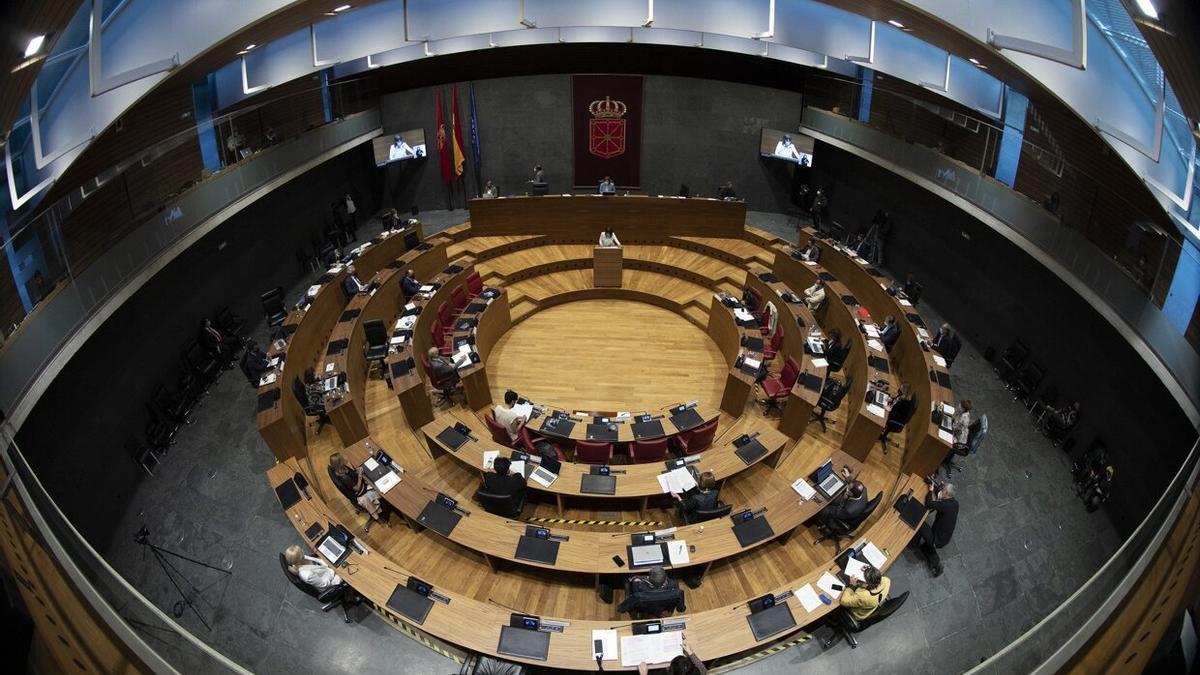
[451,85,466,180]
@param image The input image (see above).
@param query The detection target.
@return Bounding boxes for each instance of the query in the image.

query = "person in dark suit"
[426,347,460,387]
[674,471,719,524]
[617,565,686,616]
[886,384,917,429]
[342,264,368,296]
[243,343,272,382]
[798,239,821,263]
[823,476,868,524]
[481,456,526,513]
[931,323,954,353]
[400,269,422,299]
[825,328,849,372]
[901,274,920,302]
[200,318,241,366]
[879,315,901,352]
[916,480,958,577]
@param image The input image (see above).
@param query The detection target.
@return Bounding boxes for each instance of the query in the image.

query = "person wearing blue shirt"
[400,269,422,298]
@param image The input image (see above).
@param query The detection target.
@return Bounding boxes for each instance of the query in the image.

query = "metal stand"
[134,526,230,631]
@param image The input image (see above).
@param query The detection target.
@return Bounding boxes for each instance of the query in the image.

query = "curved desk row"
[268,460,925,671]
[788,229,954,475]
[255,223,434,461]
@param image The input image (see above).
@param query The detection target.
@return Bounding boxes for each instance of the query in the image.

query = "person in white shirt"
[761,300,779,333]
[344,193,356,227]
[388,134,415,161]
[599,176,616,194]
[803,280,826,311]
[483,180,499,198]
[493,390,527,445]
[599,227,621,248]
[774,134,803,161]
[284,545,344,592]
[952,399,973,448]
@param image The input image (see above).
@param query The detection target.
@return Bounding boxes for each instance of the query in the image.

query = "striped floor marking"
[710,633,812,673]
[525,516,664,527]
[367,600,465,664]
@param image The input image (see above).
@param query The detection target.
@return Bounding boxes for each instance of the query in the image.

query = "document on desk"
[796,584,822,612]
[509,460,526,477]
[419,284,435,292]
[810,357,828,368]
[866,403,887,418]
[374,471,401,494]
[867,338,885,352]
[817,571,841,596]
[667,540,690,565]
[791,478,817,500]
[306,284,322,297]
[258,372,277,386]
[861,541,888,569]
[933,354,947,368]
[512,402,535,419]
[938,428,955,443]
[657,467,698,494]
[482,450,499,470]
[620,632,683,667]
[899,298,912,307]
[844,557,869,582]
[743,357,761,371]
[592,629,618,661]
[917,327,930,340]
[389,335,405,346]
[804,260,817,266]
[864,324,880,338]
[733,308,756,322]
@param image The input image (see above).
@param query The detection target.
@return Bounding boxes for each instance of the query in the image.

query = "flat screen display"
[760,128,814,166]
[374,129,427,166]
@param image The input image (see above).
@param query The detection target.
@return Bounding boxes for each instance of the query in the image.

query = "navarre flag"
[436,87,451,185]
[451,85,466,180]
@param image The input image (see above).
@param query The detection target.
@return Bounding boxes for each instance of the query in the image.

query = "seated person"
[283,544,345,592]
[341,264,370,296]
[821,473,868,525]
[635,637,706,675]
[717,181,737,200]
[200,318,241,364]
[320,245,343,268]
[760,301,779,334]
[328,452,387,532]
[482,180,499,198]
[741,285,758,310]
[599,227,621,247]
[1046,401,1080,440]
[824,328,848,372]
[838,564,890,621]
[493,390,528,445]
[426,346,461,387]
[901,274,920,302]
[618,566,685,616]
[599,176,616,194]
[1079,465,1113,513]
[952,399,973,450]
[884,384,917,433]
[798,239,821,263]
[879,315,901,352]
[803,280,826,311]
[400,269,422,299]
[916,481,958,577]
[480,456,527,514]
[243,343,272,381]
[674,471,719,524]
[931,323,957,357]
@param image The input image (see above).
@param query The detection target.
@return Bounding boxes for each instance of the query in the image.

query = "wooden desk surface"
[745,263,827,405]
[525,402,722,445]
[421,413,783,500]
[468,195,747,239]
[341,436,857,575]
[268,461,925,670]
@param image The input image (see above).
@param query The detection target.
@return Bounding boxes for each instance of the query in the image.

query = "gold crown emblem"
[589,96,627,119]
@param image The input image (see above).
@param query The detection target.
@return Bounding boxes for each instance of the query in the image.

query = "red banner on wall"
[572,75,643,189]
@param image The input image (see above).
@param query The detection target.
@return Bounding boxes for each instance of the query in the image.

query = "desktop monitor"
[760,128,815,166]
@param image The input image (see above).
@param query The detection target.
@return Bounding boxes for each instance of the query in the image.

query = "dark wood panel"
[468,195,747,238]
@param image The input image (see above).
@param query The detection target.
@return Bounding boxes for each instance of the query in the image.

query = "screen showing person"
[759,128,815,166]
[374,129,427,166]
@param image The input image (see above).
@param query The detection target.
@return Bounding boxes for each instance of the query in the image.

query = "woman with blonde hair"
[328,452,386,532]
[283,544,343,591]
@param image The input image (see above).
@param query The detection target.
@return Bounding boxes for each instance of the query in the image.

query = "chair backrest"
[261,292,285,317]
[451,286,467,313]
[682,420,718,454]
[620,588,684,618]
[747,287,762,310]
[631,438,669,463]
[484,413,514,447]
[474,489,521,518]
[574,440,613,464]
[968,414,989,454]
[430,319,444,346]
[819,376,848,410]
[363,319,387,348]
[1002,339,1029,368]
[769,325,784,351]
[850,491,883,529]
[291,377,308,406]
[780,357,801,388]
[279,554,321,599]
[849,590,910,632]
[894,394,918,426]
[690,502,732,523]
[467,271,483,295]
[437,301,452,327]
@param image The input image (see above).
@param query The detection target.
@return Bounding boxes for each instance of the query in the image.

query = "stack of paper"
[861,541,888,569]
[791,478,817,500]
[844,557,869,582]
[258,372,277,386]
[620,632,683,667]
[864,324,880,338]
[389,335,406,346]
[811,357,829,368]
[867,338,885,352]
[509,460,526,477]
[743,357,762,371]
[866,403,887,418]
[734,308,755,322]
[938,428,955,443]
[375,471,401,494]
[657,467,698,494]
[592,629,618,661]
[482,450,499,470]
[933,355,947,367]
[817,571,841,596]
[512,402,535,419]
[796,584,822,612]
[667,540,690,565]
[306,284,322,297]
[942,403,956,416]
[419,284,435,292]
[899,298,913,306]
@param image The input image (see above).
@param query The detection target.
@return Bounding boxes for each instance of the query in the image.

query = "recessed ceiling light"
[1133,0,1159,20]
[887,19,905,29]
[969,57,980,65]
[333,4,352,11]
[245,44,257,50]
[24,35,45,58]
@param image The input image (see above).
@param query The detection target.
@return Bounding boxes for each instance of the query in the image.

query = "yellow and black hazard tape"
[525,515,664,527]
[367,599,466,663]
[710,633,812,673]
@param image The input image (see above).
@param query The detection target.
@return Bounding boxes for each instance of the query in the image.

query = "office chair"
[744,287,763,311]
[825,340,847,373]
[151,383,194,425]
[1013,360,1045,407]
[420,354,460,406]
[630,438,670,464]
[125,436,161,476]
[261,288,288,328]
[760,357,801,414]
[483,413,541,453]
[821,591,909,649]
[879,394,918,453]
[451,286,468,315]
[362,320,389,379]
[943,414,987,475]
[617,582,686,619]
[574,440,614,465]
[181,340,221,386]
[672,420,718,456]
[437,302,454,338]
[473,488,525,519]
[811,376,850,432]
[906,281,923,305]
[296,248,320,274]
[814,492,881,550]
[466,271,484,299]
[214,306,245,337]
[762,325,784,362]
[429,320,453,356]
[291,377,329,432]
[1029,385,1059,425]
[143,407,178,453]
[278,553,355,623]
[238,349,260,387]
[994,338,1029,387]
[682,501,732,525]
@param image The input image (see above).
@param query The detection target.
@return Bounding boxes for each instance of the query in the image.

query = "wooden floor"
[486,299,726,411]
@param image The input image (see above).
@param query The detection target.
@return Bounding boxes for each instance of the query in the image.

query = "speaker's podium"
[594,246,623,287]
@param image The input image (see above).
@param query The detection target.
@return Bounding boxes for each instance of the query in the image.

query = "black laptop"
[733,436,770,465]
[538,416,575,438]
[894,494,927,529]
[435,425,471,450]
[274,480,301,510]
[497,625,551,661]
[732,514,775,547]
[669,407,704,431]
[586,423,618,442]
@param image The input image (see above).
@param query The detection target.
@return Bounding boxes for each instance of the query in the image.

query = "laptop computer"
[669,407,704,431]
[274,480,301,510]
[816,471,845,500]
[629,543,665,568]
[586,423,618,442]
[747,603,796,641]
[580,474,616,495]
[435,425,471,450]
[417,501,462,537]
[515,536,560,565]
[732,516,775,548]
[538,417,575,438]
[317,534,348,565]
[734,436,770,465]
[632,419,665,440]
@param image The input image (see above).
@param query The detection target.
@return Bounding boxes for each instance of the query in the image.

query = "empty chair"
[762,325,784,362]
[630,438,670,463]
[474,488,525,519]
[362,320,389,379]
[682,501,732,525]
[1013,361,1045,407]
[673,420,718,456]
[744,286,762,311]
[760,357,801,414]
[810,376,851,432]
[437,302,454,336]
[291,377,329,432]
[126,436,161,476]
[466,271,484,298]
[451,286,468,315]
[296,248,320,274]
[421,353,460,406]
[214,306,244,337]
[995,338,1029,386]
[181,340,220,385]
[574,440,614,465]
[261,288,288,328]
[279,553,355,623]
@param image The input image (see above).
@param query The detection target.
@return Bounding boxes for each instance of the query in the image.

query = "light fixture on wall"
[325,4,352,16]
[236,44,257,56]
[887,19,904,28]
[1132,0,1159,20]
[968,57,989,70]
[11,32,52,73]
[24,35,45,58]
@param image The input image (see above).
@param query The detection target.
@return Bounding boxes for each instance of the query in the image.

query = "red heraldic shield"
[589,117,626,159]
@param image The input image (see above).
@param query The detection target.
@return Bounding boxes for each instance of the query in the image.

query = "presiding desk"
[468,195,747,238]
[269,460,926,670]
[789,229,954,475]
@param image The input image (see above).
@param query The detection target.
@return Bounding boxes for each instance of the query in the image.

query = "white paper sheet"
[419,284,435,292]
[375,471,400,494]
[864,325,880,338]
[667,540,690,565]
[389,336,405,345]
[861,542,887,569]
[657,467,698,494]
[938,428,955,443]
[899,298,912,306]
[364,457,379,472]
[817,571,842,597]
[743,357,761,370]
[258,372,277,386]
[866,403,887,418]
[325,362,336,373]
[796,584,822,612]
[512,402,535,419]
[867,338,885,352]
[620,632,683,667]
[509,460,526,477]
[306,284,322,296]
[791,478,817,500]
[804,260,817,266]
[592,629,618,661]
[482,450,499,470]
[810,357,829,368]
[933,355,947,367]
[844,557,868,582]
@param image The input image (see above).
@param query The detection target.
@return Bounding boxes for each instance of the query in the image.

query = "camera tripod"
[134,526,230,631]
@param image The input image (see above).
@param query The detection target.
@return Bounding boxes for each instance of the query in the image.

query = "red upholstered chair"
[484,412,556,455]
[422,353,459,405]
[746,287,762,311]
[763,325,784,362]
[574,440,614,465]
[760,357,801,414]
[451,286,468,315]
[430,319,453,356]
[673,420,718,456]
[630,438,670,464]
[466,271,484,298]
[437,301,454,336]
[759,306,775,336]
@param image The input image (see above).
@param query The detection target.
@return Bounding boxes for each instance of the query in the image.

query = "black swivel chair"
[261,288,288,328]
[473,488,525,519]
[362,320,389,379]
[213,306,245,338]
[811,376,851,432]
[814,492,882,550]
[181,340,221,388]
[617,583,686,620]
[292,377,330,432]
[278,553,355,623]
[943,414,988,475]
[994,338,1029,387]
[126,436,161,476]
[1013,361,1045,408]
[822,591,910,649]
[681,501,732,525]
